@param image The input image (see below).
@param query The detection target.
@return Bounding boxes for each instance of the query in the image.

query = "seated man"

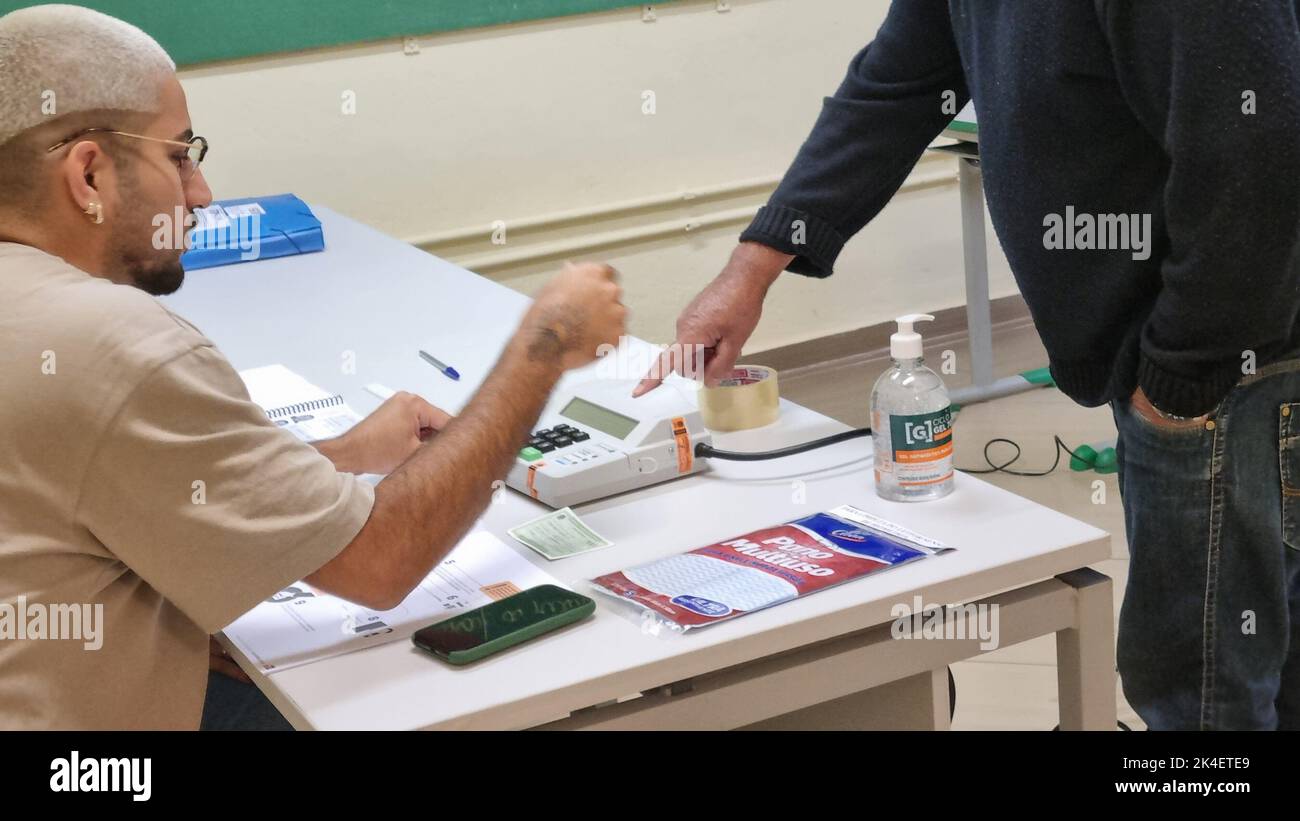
[0,5,627,729]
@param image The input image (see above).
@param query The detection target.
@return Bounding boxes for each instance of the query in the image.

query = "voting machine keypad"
[519,424,592,461]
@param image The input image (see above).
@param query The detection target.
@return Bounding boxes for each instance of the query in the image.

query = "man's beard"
[106,169,188,296]
[121,249,185,296]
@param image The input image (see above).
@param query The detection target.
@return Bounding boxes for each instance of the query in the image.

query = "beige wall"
[178,0,1016,354]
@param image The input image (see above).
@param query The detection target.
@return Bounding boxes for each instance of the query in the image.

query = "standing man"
[637,1,1300,730]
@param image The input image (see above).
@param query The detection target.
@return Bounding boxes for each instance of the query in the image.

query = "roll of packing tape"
[699,365,780,432]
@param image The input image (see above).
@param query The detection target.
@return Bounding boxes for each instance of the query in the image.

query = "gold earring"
[84,202,103,225]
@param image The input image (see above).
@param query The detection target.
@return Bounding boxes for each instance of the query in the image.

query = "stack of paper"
[223,532,563,672]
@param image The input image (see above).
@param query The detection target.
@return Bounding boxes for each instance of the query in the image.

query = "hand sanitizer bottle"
[870,314,955,502]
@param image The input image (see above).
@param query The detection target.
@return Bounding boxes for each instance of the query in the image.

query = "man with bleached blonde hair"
[0,5,627,730]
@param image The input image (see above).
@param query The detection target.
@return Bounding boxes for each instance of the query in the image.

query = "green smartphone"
[411,584,595,665]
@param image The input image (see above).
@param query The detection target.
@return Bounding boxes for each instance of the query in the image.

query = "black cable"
[958,435,1091,477]
[695,426,1091,478]
[694,428,872,461]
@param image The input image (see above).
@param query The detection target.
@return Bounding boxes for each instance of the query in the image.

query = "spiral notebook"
[224,531,563,673]
[238,364,362,443]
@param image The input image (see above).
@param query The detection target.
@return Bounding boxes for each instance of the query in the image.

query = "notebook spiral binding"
[265,395,346,419]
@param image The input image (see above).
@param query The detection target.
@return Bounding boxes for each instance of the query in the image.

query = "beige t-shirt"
[0,242,376,729]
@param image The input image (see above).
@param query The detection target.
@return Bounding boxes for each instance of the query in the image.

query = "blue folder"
[182,194,325,271]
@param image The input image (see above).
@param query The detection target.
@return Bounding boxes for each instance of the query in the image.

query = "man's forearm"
[307,330,564,608]
[740,0,967,277]
[725,242,792,291]
[312,436,362,475]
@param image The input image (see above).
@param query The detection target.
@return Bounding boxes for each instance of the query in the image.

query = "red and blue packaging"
[591,504,953,631]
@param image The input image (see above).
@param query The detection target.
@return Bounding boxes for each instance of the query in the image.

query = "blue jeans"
[1111,361,1300,729]
[200,672,295,731]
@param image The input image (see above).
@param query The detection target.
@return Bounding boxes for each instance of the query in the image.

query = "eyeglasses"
[46,128,209,182]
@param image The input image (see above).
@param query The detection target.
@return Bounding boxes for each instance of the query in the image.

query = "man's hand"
[209,637,251,684]
[633,243,791,397]
[317,392,451,475]
[1130,386,1211,430]
[522,262,627,371]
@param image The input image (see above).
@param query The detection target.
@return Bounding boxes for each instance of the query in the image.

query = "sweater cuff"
[740,204,847,278]
[1136,353,1241,418]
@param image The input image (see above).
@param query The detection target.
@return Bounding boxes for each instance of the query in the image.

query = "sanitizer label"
[880,407,953,486]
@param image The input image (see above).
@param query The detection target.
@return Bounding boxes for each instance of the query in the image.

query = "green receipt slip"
[508,507,612,560]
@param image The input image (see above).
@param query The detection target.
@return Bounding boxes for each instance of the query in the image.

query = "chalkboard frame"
[0,1,668,67]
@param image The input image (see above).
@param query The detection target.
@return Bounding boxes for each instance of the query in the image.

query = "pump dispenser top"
[890,314,934,360]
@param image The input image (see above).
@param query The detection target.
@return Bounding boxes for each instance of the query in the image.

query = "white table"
[166,207,1115,730]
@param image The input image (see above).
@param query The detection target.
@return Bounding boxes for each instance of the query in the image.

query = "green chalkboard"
[0,1,666,66]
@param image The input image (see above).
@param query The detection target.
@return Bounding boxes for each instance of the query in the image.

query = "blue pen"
[419,350,461,381]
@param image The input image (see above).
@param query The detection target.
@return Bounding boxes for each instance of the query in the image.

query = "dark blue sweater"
[741,0,1300,417]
